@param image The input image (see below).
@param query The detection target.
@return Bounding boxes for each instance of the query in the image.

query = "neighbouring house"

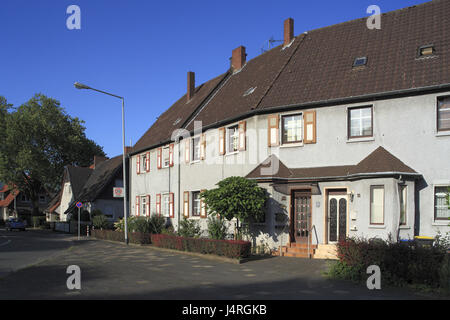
[45,190,62,222]
[49,155,126,223]
[128,1,450,257]
[0,183,50,225]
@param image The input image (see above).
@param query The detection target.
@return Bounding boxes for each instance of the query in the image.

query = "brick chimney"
[231,46,246,71]
[284,18,294,46]
[92,155,107,169]
[124,146,133,155]
[187,71,195,101]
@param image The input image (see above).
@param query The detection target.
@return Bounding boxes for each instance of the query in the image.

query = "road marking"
[0,234,11,247]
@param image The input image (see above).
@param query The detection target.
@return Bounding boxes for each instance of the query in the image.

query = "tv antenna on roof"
[261,36,283,53]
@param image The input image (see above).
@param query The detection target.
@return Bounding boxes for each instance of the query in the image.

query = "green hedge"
[329,237,450,289]
[150,234,251,259]
[92,229,151,245]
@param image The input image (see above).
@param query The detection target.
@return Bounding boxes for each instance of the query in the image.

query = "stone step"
[282,252,313,258]
[285,247,315,255]
[289,243,317,249]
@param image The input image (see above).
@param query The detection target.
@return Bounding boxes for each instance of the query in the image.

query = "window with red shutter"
[218,128,225,155]
[136,155,141,175]
[156,194,161,216]
[136,196,140,216]
[169,144,174,167]
[146,152,150,172]
[268,115,280,147]
[185,139,190,163]
[200,189,207,218]
[183,191,189,218]
[169,193,174,218]
[239,121,246,151]
[157,148,162,169]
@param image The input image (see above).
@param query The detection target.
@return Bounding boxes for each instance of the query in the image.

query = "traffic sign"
[113,187,124,198]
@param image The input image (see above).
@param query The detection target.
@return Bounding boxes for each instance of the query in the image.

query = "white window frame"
[141,153,147,172]
[162,147,170,168]
[348,106,373,139]
[434,185,450,221]
[141,195,147,217]
[227,125,239,154]
[370,185,385,225]
[191,136,201,162]
[399,185,407,226]
[281,112,303,145]
[162,193,170,218]
[437,95,450,132]
[192,191,201,217]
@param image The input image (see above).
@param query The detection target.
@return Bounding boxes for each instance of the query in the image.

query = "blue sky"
[0,0,425,158]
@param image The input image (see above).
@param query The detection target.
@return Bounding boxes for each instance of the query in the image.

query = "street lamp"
[74,82,129,245]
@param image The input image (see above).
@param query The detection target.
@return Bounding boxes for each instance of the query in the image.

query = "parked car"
[5,218,26,231]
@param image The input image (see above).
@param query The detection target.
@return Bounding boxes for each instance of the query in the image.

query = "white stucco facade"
[130,90,450,250]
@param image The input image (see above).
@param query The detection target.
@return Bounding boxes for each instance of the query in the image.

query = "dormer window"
[353,57,367,67]
[418,45,435,57]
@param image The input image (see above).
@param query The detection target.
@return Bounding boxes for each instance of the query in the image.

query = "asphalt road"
[0,233,445,300]
[0,228,74,278]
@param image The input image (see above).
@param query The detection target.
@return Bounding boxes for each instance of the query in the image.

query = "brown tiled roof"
[77,155,123,202]
[133,73,228,152]
[0,184,18,208]
[185,36,304,131]
[258,0,450,109]
[46,190,61,213]
[66,166,93,200]
[246,147,419,180]
[134,0,450,153]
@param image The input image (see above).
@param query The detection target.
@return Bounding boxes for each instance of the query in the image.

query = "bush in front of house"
[150,233,251,259]
[328,236,450,289]
[92,229,151,245]
[92,229,124,242]
[114,215,168,235]
[178,218,202,238]
[92,214,109,230]
[207,216,228,240]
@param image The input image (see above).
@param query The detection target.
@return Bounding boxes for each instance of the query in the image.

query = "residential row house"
[128,1,450,257]
[46,155,126,223]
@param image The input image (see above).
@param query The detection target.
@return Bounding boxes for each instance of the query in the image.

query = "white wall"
[130,90,450,243]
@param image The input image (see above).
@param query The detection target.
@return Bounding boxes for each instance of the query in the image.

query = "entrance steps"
[313,244,338,260]
[280,243,317,258]
[277,243,338,259]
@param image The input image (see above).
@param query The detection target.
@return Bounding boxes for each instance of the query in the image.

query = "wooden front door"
[328,192,348,243]
[291,191,311,243]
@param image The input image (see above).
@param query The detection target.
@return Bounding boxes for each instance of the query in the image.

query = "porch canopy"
[246,146,422,191]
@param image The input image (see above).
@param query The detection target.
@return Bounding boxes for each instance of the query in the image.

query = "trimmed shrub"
[207,216,228,240]
[92,229,151,245]
[148,215,166,234]
[92,215,109,230]
[178,218,202,238]
[151,234,251,259]
[329,237,449,289]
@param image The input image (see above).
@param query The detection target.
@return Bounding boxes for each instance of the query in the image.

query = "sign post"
[76,202,83,240]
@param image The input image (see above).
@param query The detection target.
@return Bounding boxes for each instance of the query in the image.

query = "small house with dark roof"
[128,1,450,258]
[51,155,125,222]
[1,183,50,224]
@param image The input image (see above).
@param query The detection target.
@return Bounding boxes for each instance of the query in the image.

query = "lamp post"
[74,82,128,245]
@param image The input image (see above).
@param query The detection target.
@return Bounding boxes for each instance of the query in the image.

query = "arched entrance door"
[328,190,348,243]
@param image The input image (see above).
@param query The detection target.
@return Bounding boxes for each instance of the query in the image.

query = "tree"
[201,176,268,239]
[0,94,105,216]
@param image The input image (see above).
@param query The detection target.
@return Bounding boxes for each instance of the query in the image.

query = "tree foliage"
[201,176,268,224]
[0,94,105,215]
